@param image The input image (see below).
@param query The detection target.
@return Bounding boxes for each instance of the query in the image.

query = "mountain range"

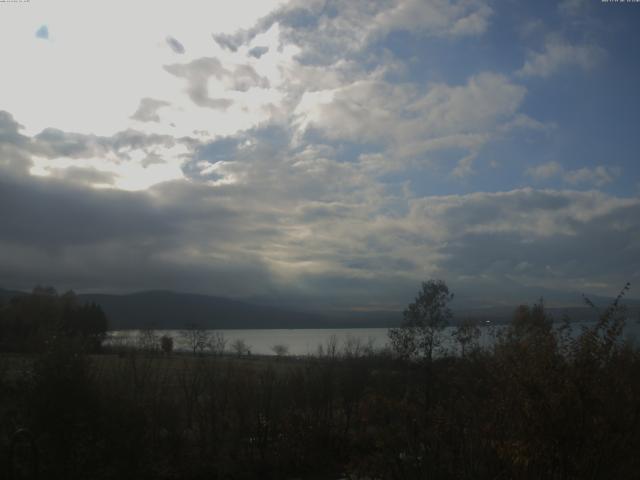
[2,287,639,330]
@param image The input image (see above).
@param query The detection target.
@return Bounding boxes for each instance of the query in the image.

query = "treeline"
[0,282,639,479]
[0,286,108,353]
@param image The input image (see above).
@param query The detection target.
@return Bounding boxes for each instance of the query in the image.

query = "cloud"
[164,58,234,109]
[0,175,177,248]
[0,111,29,149]
[406,188,640,298]
[2,152,637,306]
[564,165,619,187]
[130,98,171,123]
[165,35,185,54]
[451,152,477,178]
[375,0,492,38]
[1,107,638,306]
[526,161,620,187]
[559,0,583,15]
[33,128,177,160]
[214,0,492,65]
[558,0,591,17]
[0,175,278,297]
[35,25,49,40]
[0,115,190,190]
[164,57,270,109]
[45,166,118,186]
[0,110,33,175]
[1,1,635,309]
[518,37,604,78]
[526,161,563,180]
[248,45,269,58]
[295,72,527,173]
[231,64,270,91]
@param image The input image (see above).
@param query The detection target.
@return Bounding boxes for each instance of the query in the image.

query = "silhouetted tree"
[0,287,107,352]
[182,323,211,355]
[138,326,159,352]
[271,344,289,357]
[452,319,481,356]
[231,338,248,357]
[160,335,174,355]
[388,279,453,360]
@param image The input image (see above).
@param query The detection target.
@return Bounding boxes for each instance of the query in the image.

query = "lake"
[106,320,640,356]
[108,328,391,356]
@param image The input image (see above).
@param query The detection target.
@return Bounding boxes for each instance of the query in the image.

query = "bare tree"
[210,331,227,356]
[182,323,211,355]
[138,326,158,353]
[452,319,481,357]
[317,334,339,359]
[343,336,363,358]
[343,336,377,358]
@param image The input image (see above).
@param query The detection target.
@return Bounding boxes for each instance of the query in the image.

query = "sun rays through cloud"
[1,0,639,308]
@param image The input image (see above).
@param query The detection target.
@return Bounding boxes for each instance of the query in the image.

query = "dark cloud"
[165,36,185,54]
[0,111,29,148]
[212,32,241,52]
[33,128,177,160]
[130,98,171,122]
[0,111,33,175]
[248,46,269,58]
[47,166,118,185]
[34,128,108,158]
[0,175,177,248]
[0,170,278,296]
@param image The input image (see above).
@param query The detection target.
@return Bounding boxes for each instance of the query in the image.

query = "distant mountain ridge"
[79,290,330,330]
[1,288,638,330]
[1,287,400,329]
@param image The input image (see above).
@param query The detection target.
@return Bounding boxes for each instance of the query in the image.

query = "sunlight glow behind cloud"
[0,0,638,307]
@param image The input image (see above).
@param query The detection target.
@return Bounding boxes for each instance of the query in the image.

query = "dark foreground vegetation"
[1,283,639,479]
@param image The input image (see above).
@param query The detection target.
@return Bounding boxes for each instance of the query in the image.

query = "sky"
[0,0,639,311]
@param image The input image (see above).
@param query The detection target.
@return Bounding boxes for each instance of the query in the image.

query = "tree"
[505,299,553,347]
[182,323,211,355]
[160,335,174,355]
[0,287,108,353]
[388,279,453,361]
[452,319,481,357]
[271,343,289,358]
[231,338,248,357]
[210,331,227,356]
[138,326,158,352]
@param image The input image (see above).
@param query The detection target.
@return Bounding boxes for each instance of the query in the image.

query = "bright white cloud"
[0,0,287,137]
